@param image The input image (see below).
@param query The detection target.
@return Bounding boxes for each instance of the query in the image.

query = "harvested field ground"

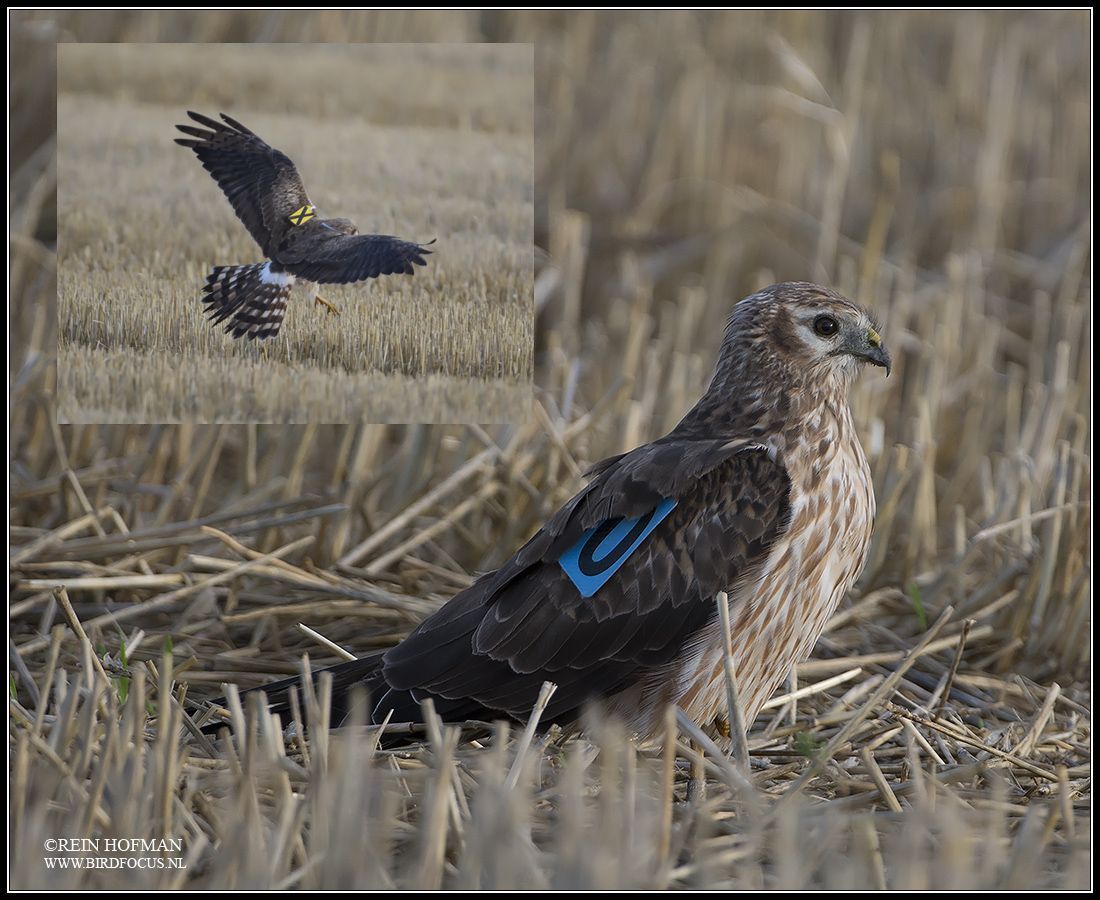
[10,10,1092,891]
[56,42,534,423]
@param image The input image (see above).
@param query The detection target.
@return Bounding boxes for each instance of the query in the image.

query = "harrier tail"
[199,653,387,735]
[202,262,294,340]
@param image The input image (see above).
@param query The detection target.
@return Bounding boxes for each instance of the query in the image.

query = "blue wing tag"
[558,498,678,597]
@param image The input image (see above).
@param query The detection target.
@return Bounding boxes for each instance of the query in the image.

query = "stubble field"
[57,42,533,422]
[11,10,1091,891]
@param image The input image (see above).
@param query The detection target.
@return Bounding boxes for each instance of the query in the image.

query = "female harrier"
[219,283,891,743]
[175,111,433,340]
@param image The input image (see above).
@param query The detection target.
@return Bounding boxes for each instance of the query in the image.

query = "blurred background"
[9,10,1090,890]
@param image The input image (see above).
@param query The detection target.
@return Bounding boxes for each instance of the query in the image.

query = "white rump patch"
[260,262,294,287]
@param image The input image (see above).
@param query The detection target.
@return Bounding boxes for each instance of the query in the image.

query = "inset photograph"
[57,43,533,423]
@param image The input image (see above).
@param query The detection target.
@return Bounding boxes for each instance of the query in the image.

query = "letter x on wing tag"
[289,205,316,226]
[558,498,678,597]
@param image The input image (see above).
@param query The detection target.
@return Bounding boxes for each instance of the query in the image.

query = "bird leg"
[314,293,341,316]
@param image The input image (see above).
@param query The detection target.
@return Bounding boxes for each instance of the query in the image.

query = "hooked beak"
[847,326,892,376]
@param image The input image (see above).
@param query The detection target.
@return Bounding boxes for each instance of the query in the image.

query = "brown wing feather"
[377,442,792,724]
[279,232,434,284]
[174,111,310,256]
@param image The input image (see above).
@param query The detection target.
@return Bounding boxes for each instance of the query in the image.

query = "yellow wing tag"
[289,205,316,226]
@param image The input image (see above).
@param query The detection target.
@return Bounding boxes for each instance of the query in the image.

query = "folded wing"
[376,439,792,724]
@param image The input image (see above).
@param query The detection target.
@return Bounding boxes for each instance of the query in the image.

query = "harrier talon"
[715,716,731,740]
[314,294,341,316]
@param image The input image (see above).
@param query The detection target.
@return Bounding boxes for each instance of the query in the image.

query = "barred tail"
[202,262,293,340]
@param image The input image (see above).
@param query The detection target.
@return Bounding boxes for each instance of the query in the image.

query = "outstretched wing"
[376,439,792,724]
[281,232,434,284]
[174,111,310,256]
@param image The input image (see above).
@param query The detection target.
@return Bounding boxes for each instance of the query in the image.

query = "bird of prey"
[221,283,890,741]
[174,111,432,340]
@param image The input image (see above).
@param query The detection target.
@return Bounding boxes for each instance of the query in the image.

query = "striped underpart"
[201,262,294,340]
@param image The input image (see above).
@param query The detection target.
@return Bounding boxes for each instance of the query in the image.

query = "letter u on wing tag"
[558,498,677,597]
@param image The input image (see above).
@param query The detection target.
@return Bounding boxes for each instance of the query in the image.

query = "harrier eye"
[813,315,839,337]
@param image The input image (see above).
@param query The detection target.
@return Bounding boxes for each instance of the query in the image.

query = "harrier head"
[728,282,891,388]
[320,218,359,236]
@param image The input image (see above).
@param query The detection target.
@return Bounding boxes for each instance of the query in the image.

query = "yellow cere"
[867,327,882,347]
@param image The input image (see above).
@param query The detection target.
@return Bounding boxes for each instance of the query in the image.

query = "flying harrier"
[214,283,890,741]
[175,111,432,340]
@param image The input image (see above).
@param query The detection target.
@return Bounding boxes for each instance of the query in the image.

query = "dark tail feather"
[200,653,386,735]
[202,263,290,340]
